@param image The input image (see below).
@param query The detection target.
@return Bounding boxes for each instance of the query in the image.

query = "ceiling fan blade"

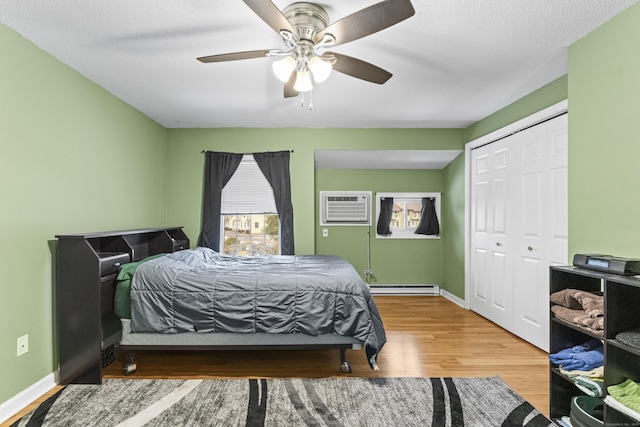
[284,73,298,98]
[314,0,415,47]
[197,50,271,63]
[243,0,296,35]
[325,52,392,84]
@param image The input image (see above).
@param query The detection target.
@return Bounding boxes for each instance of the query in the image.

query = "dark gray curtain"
[415,197,440,236]
[198,151,243,250]
[376,197,394,236]
[253,151,295,255]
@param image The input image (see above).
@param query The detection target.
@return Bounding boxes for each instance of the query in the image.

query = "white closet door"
[469,138,515,330]
[547,115,569,268]
[469,113,568,351]
[511,114,568,351]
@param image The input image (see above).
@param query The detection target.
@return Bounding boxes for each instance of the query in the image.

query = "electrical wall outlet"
[322,229,328,237]
[17,334,28,357]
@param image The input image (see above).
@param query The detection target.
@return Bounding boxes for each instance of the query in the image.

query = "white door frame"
[463,99,568,309]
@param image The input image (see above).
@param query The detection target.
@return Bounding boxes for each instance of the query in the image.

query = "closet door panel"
[470,248,491,321]
[469,147,492,318]
[517,256,544,326]
[548,114,569,266]
[549,116,569,168]
[492,178,508,235]
[470,140,514,327]
[489,175,512,328]
[513,124,548,350]
[489,140,515,327]
[489,250,512,328]
[474,180,488,233]
[521,172,543,237]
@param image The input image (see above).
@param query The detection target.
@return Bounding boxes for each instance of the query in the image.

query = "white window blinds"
[221,155,277,214]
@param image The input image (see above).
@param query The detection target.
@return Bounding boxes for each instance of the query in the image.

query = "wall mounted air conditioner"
[320,191,371,226]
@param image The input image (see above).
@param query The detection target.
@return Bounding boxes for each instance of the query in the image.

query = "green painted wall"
[0,24,168,405]
[166,128,463,257]
[463,75,568,143]
[568,3,640,258]
[314,169,443,285]
[441,152,465,298]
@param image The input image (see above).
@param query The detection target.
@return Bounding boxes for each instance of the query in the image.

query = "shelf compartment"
[550,317,603,353]
[550,267,603,294]
[607,338,640,358]
[605,281,640,339]
[605,345,640,390]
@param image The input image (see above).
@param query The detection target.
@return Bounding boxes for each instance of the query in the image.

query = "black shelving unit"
[55,227,189,384]
[550,266,640,425]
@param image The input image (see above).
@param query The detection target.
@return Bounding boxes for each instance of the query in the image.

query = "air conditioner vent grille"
[327,196,359,202]
[320,191,371,226]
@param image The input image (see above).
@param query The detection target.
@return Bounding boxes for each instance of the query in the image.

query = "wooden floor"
[3,296,549,425]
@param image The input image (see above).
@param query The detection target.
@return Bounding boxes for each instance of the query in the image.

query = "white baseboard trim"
[441,289,467,308]
[0,372,57,424]
[370,285,440,296]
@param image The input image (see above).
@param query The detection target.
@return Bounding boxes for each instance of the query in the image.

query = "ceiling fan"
[197,0,415,101]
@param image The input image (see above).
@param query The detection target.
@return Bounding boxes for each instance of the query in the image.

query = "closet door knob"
[496,242,502,246]
[527,246,533,251]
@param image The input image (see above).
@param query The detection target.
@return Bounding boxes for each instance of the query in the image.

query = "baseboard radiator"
[369,285,440,296]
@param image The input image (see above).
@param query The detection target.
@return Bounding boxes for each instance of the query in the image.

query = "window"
[221,156,280,255]
[375,192,441,239]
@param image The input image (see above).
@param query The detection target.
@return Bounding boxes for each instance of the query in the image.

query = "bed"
[113,247,386,374]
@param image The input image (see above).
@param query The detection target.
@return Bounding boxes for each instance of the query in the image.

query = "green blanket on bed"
[113,254,164,319]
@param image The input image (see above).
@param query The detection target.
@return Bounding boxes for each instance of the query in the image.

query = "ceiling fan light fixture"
[293,70,313,92]
[272,55,297,82]
[308,56,332,83]
[198,0,416,106]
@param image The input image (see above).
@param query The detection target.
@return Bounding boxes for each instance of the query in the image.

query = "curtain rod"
[201,150,294,154]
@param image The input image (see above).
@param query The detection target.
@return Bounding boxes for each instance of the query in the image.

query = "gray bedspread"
[130,247,386,368]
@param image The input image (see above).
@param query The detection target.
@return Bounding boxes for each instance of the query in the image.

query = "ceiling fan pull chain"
[300,93,305,108]
[309,91,313,110]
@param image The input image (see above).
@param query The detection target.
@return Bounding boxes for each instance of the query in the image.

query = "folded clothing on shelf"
[561,366,604,380]
[550,288,605,336]
[553,339,602,357]
[551,288,604,318]
[561,366,605,397]
[550,340,604,371]
[573,376,604,397]
[607,379,640,415]
[616,328,640,351]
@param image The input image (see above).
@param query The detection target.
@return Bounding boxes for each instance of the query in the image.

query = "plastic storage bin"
[570,396,604,427]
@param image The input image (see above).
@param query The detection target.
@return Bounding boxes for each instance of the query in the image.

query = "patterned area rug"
[12,377,551,426]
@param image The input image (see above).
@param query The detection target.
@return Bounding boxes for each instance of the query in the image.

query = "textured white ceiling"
[0,1,637,129]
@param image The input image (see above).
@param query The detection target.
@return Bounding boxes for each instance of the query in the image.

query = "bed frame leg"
[339,348,352,373]
[122,350,137,375]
